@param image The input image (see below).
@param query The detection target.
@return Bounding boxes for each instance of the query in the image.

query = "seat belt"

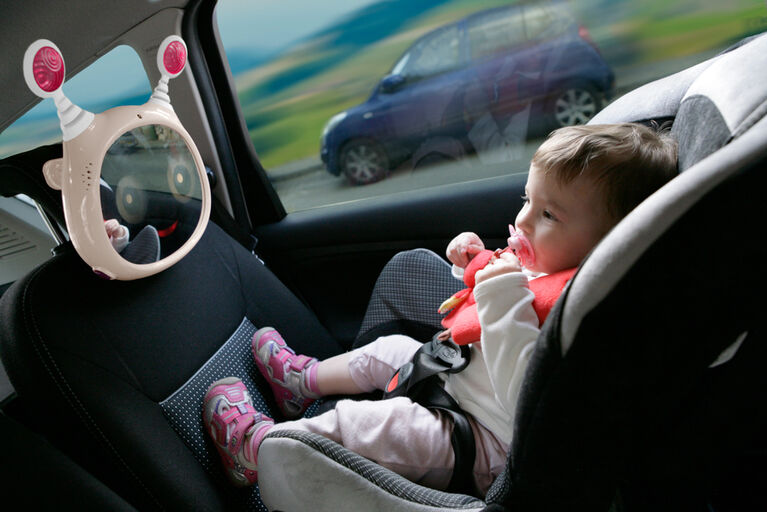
[383,335,477,496]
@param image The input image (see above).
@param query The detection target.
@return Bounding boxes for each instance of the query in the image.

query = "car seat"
[0,145,346,510]
[254,33,767,511]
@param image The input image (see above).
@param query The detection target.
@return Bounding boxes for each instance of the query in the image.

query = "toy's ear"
[463,249,494,287]
[42,158,63,190]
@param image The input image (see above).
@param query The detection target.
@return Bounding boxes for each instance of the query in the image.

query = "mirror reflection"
[101,124,203,264]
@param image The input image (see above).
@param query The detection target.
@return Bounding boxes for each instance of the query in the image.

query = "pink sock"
[303,363,321,397]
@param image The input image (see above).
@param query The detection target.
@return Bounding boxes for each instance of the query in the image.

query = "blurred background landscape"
[221,0,767,170]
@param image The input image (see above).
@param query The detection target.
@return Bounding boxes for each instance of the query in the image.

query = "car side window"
[467,7,527,61]
[216,0,765,213]
[524,5,556,41]
[398,25,463,79]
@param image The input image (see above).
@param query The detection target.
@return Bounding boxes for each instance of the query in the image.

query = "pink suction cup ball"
[157,36,187,78]
[23,39,66,98]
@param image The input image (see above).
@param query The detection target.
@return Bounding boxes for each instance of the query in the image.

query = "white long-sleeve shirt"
[442,271,540,445]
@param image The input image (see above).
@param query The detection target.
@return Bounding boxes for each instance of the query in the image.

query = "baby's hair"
[531,123,678,222]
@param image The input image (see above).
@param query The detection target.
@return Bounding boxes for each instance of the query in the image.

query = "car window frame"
[184,0,286,228]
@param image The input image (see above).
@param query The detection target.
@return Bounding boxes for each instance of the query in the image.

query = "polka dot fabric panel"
[160,317,321,511]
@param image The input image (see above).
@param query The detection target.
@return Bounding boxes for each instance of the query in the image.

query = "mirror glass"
[100,124,203,264]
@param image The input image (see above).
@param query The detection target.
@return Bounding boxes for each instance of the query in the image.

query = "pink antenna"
[149,36,187,109]
[23,39,93,141]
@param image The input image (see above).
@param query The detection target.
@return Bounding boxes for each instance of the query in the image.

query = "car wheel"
[340,139,389,185]
[548,84,600,128]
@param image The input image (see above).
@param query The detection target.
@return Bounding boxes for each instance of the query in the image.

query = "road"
[270,140,542,212]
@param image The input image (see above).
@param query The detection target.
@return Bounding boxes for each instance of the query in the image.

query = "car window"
[216,0,767,214]
[467,7,527,60]
[524,4,568,41]
[398,24,463,79]
[0,45,151,159]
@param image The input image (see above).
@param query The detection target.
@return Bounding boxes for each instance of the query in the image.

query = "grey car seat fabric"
[258,33,767,512]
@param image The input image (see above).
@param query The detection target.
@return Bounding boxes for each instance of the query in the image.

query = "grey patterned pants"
[353,249,464,348]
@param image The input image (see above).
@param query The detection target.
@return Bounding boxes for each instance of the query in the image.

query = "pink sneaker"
[252,327,320,419]
[203,377,274,487]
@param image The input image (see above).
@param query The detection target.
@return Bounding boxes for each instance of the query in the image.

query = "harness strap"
[384,335,477,495]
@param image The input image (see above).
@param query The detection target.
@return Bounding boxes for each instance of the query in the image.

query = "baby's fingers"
[447,232,484,267]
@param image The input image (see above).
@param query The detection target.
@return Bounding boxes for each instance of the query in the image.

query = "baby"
[202,123,678,493]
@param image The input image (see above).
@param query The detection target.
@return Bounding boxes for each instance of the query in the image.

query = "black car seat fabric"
[256,33,767,512]
[0,216,345,511]
[0,412,138,511]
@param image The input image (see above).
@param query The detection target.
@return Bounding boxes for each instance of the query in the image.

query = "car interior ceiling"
[1,1,766,511]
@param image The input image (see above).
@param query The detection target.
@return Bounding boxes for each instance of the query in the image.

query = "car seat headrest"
[672,33,767,171]
[592,33,767,173]
[590,58,715,127]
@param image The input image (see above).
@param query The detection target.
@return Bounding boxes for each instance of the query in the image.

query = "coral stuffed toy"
[439,226,576,346]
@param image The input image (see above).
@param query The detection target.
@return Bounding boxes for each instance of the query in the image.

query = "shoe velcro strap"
[274,346,314,373]
[213,402,257,447]
[216,402,256,425]
[288,354,315,372]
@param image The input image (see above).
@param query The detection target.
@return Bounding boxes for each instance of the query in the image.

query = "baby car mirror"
[23,36,211,280]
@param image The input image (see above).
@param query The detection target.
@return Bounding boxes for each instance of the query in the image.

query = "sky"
[216,0,382,52]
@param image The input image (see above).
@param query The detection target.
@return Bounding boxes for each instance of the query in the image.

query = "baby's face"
[514,165,613,274]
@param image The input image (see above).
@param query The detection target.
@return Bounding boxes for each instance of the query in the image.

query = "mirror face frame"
[45,102,211,280]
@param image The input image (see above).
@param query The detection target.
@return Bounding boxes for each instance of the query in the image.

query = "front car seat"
[255,33,767,512]
[0,155,346,511]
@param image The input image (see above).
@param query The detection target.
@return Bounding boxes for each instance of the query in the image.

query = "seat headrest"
[672,33,767,170]
[592,32,767,172]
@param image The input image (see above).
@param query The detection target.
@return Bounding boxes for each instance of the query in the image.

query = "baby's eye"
[520,194,529,203]
[543,210,557,221]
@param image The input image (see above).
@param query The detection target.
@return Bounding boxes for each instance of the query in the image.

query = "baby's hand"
[446,232,485,268]
[475,251,522,284]
[104,219,126,240]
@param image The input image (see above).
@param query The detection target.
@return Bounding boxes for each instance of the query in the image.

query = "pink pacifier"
[508,224,535,268]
